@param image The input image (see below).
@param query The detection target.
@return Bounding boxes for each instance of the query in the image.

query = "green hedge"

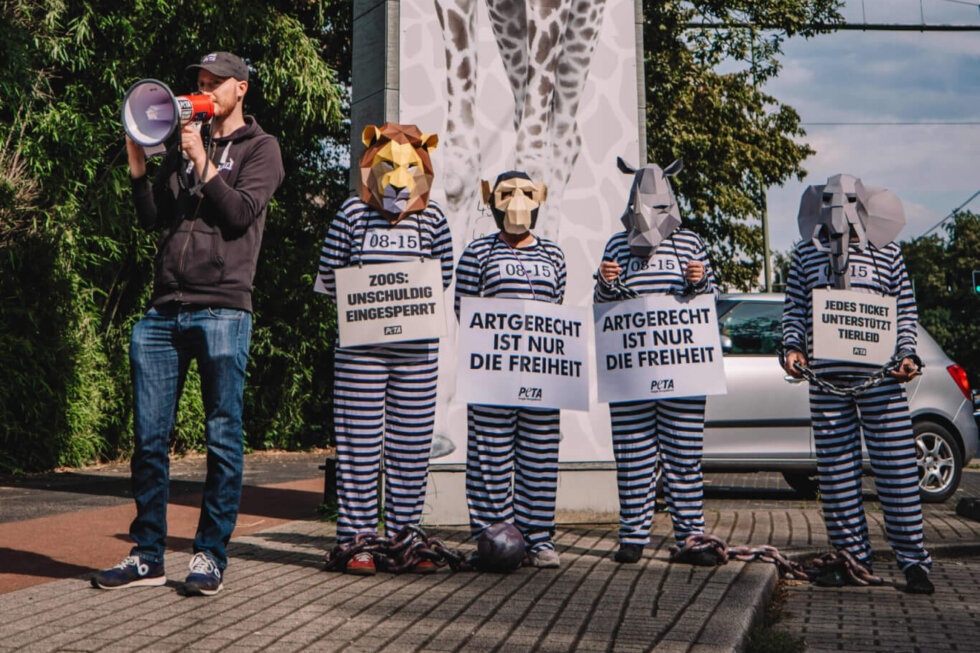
[0,0,350,472]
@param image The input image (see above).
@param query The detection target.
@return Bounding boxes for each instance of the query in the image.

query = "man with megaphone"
[93,52,284,597]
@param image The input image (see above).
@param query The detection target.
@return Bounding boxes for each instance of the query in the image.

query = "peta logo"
[852,346,867,356]
[384,325,403,336]
[650,379,675,393]
[517,387,543,401]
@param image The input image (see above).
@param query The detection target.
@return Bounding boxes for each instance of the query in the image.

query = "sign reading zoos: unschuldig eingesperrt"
[333,259,447,347]
[456,297,590,411]
[593,293,727,402]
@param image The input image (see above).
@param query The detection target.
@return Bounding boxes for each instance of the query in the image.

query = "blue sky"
[759,0,980,254]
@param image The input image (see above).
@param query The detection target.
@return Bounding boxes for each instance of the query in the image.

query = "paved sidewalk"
[2,504,979,652]
[0,452,329,594]
[2,463,980,651]
[778,556,980,653]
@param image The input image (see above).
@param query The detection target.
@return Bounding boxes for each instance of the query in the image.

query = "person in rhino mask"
[594,158,722,566]
[93,52,284,596]
[782,174,933,594]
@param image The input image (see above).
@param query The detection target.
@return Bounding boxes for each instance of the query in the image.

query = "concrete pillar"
[351,0,400,190]
[634,0,646,163]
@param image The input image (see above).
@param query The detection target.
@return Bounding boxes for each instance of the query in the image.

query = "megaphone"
[121,79,214,147]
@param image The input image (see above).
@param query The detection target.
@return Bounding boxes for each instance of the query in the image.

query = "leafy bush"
[0,0,349,471]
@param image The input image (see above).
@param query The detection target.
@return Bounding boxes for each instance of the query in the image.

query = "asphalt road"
[1,449,976,524]
[0,450,332,524]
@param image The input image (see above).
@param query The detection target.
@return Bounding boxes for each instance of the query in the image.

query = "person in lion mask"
[317,123,453,575]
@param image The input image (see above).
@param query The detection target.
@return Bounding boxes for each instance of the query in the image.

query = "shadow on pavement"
[0,548,95,579]
[0,475,324,522]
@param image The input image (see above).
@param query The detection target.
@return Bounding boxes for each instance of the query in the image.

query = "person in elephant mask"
[782,173,933,594]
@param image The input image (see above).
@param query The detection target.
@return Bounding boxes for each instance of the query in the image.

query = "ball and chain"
[324,525,883,587]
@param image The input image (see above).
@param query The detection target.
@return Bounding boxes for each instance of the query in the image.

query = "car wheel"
[782,471,818,499]
[914,420,962,503]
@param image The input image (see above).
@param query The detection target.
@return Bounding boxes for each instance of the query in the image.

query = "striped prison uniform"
[594,229,717,546]
[455,233,567,553]
[782,239,931,571]
[318,197,454,543]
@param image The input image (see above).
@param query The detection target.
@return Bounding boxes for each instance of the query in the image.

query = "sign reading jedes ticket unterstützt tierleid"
[334,259,447,347]
[456,297,590,411]
[811,288,897,365]
[594,293,727,402]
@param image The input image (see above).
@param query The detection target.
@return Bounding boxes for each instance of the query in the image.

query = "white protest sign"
[594,293,727,402]
[334,259,447,347]
[456,297,590,411]
[811,288,897,365]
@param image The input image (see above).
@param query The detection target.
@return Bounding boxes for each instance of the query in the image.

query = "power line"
[915,189,980,240]
[802,121,980,126]
[686,22,980,31]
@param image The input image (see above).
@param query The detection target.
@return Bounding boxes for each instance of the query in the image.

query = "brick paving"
[0,519,772,652]
[1,466,979,651]
[778,557,980,653]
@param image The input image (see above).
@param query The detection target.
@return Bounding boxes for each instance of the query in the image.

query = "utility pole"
[761,191,772,292]
[750,31,773,292]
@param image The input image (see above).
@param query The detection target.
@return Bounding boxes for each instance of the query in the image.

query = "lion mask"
[359,123,438,223]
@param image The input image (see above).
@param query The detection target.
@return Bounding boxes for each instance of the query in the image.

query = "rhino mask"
[797,174,905,289]
[617,157,684,258]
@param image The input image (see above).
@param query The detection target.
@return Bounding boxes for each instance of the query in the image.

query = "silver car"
[706,293,978,502]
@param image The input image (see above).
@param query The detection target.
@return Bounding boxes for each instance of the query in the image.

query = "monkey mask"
[616,157,684,258]
[797,173,905,289]
[359,123,438,223]
[480,171,548,235]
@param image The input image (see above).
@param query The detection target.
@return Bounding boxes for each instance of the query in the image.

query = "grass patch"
[745,581,806,653]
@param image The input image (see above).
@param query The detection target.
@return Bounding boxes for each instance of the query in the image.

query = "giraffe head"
[480,171,548,235]
[359,123,439,223]
[617,157,684,258]
[798,173,905,284]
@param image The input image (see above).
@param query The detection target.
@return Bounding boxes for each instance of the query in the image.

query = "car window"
[718,301,782,356]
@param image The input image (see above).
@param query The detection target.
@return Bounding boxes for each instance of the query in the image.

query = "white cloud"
[758,1,980,254]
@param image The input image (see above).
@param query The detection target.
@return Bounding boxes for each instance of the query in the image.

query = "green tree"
[901,212,980,388]
[0,0,348,471]
[643,0,843,289]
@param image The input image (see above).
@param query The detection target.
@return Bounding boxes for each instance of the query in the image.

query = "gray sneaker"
[530,548,560,568]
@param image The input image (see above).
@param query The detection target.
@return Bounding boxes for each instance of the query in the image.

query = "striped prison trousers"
[466,405,561,552]
[333,348,438,543]
[810,379,931,570]
[610,397,708,546]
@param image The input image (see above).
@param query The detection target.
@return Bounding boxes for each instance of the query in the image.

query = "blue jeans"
[128,304,252,571]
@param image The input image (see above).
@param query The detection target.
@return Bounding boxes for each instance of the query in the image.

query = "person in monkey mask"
[455,171,567,568]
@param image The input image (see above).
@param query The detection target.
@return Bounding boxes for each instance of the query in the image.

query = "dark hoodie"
[132,116,284,312]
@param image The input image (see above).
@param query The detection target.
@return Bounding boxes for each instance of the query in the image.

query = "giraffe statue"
[434,0,482,228]
[433,0,609,241]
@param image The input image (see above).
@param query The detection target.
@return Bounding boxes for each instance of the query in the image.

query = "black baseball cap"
[186,52,249,81]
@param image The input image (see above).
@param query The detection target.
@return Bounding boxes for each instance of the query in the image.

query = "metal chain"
[323,525,473,574]
[669,533,883,586]
[778,345,924,397]
[793,359,902,397]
